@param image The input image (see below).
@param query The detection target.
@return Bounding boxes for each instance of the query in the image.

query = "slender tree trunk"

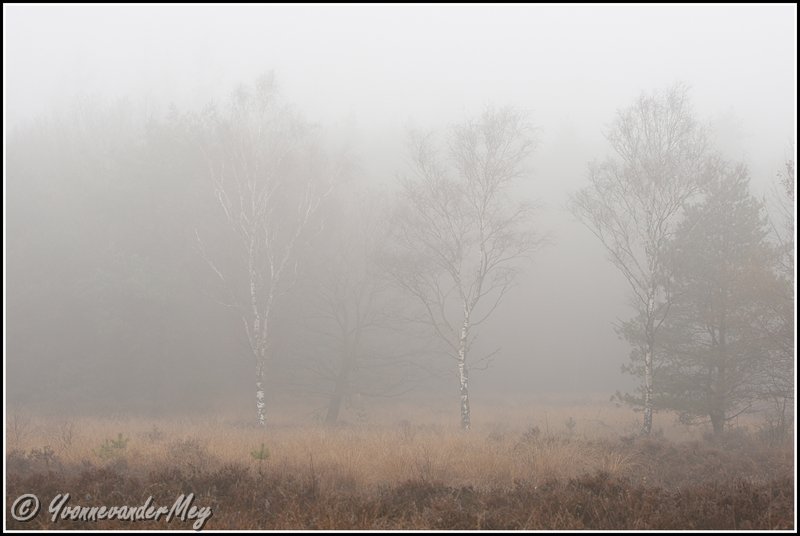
[641,295,658,437]
[326,326,356,424]
[458,359,470,431]
[775,397,788,439]
[710,410,725,436]
[710,352,725,435]
[325,393,344,425]
[326,360,350,425]
[642,342,654,436]
[255,361,266,427]
[711,322,727,436]
[710,374,726,436]
[457,313,471,431]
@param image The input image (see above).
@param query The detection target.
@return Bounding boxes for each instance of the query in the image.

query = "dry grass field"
[5,397,795,530]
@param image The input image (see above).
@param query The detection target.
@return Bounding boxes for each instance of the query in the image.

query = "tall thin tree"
[195,76,337,426]
[387,106,541,430]
[570,84,708,435]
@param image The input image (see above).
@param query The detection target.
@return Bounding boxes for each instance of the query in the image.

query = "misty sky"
[4,4,796,399]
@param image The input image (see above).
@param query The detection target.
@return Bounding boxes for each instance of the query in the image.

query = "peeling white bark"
[457,315,471,431]
[458,359,470,431]
[570,86,704,438]
[256,383,265,427]
[197,81,338,428]
[642,347,653,435]
[390,108,536,431]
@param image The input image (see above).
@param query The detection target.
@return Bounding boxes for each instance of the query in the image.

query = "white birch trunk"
[256,362,266,427]
[642,345,653,436]
[457,314,471,431]
[642,294,655,436]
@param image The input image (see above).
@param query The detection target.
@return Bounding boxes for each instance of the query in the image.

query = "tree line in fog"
[7,75,794,436]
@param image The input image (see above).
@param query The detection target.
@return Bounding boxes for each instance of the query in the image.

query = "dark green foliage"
[616,160,786,435]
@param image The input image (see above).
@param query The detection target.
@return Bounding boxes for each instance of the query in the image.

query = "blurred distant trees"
[290,188,423,424]
[5,77,792,436]
[759,155,795,438]
[6,98,228,413]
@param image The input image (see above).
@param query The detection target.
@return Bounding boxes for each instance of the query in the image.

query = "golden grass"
[6,396,788,492]
[6,398,793,530]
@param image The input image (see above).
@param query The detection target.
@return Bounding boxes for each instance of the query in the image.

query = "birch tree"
[570,84,708,435]
[386,107,541,430]
[195,76,336,426]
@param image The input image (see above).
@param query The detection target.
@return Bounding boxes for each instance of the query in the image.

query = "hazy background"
[4,5,796,417]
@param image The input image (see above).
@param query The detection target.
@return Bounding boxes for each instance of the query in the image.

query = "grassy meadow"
[5,397,794,530]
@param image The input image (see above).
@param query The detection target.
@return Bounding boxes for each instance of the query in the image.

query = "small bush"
[29,445,58,467]
[565,417,577,435]
[167,438,213,476]
[143,425,165,443]
[521,425,541,442]
[250,443,270,461]
[95,433,129,459]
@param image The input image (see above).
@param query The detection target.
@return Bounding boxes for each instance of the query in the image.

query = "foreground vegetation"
[5,404,794,530]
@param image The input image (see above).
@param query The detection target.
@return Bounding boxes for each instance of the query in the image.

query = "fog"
[4,5,795,423]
